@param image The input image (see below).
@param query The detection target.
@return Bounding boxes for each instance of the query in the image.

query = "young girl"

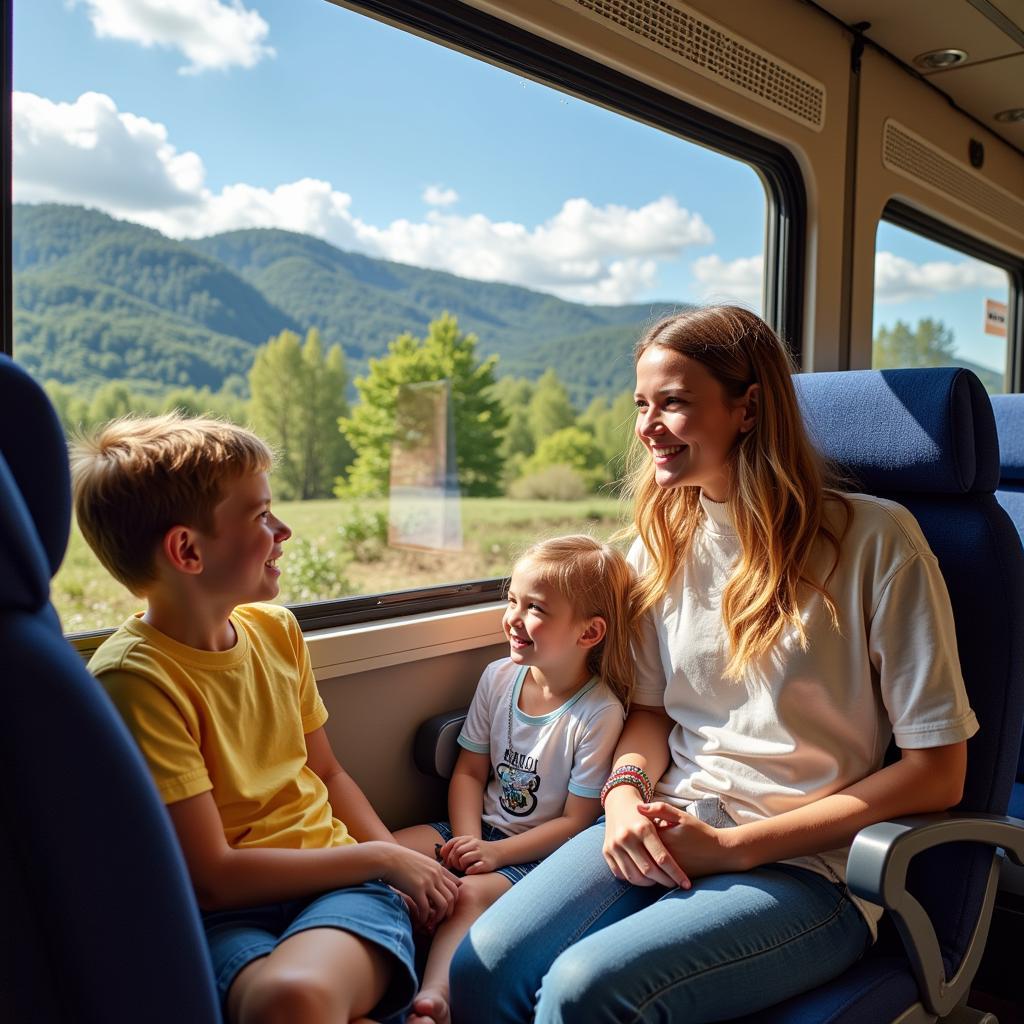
[449,306,977,1023]
[395,535,635,1024]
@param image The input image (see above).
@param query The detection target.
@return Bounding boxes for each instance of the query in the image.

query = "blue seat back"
[990,393,1024,810]
[793,368,1024,982]
[0,356,220,1022]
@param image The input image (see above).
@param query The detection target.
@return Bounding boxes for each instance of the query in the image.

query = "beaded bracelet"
[617,763,653,799]
[600,765,654,808]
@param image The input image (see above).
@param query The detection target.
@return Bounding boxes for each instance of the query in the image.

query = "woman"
[448,306,978,1023]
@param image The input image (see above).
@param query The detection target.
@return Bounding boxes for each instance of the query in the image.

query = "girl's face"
[502,561,595,683]
[634,345,756,501]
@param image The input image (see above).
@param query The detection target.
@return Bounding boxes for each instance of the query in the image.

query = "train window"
[873,219,1011,393]
[12,0,769,634]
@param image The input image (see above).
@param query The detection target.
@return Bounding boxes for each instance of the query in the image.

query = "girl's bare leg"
[408,872,512,1024]
[394,823,447,859]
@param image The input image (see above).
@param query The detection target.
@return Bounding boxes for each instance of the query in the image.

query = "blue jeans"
[450,824,871,1023]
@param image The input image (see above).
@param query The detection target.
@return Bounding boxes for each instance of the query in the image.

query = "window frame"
[877,200,1024,392]
[3,0,805,633]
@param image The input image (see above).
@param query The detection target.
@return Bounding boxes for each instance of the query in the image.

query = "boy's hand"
[441,834,505,875]
[376,843,460,929]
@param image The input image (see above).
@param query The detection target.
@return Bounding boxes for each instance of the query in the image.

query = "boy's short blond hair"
[70,413,274,595]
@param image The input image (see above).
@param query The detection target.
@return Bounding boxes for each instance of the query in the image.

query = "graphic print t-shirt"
[457,658,624,836]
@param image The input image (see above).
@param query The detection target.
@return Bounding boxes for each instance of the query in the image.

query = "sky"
[11,0,1011,373]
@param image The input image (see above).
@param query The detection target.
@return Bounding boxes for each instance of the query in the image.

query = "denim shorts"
[429,820,541,885]
[202,879,416,1020]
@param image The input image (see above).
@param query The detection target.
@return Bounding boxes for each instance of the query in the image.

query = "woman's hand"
[375,842,461,929]
[441,834,504,875]
[602,786,691,889]
[636,802,745,878]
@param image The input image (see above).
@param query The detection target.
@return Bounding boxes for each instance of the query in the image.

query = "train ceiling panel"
[814,0,1024,151]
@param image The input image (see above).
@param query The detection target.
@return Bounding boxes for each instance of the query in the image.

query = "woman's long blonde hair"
[516,535,638,709]
[624,306,850,679]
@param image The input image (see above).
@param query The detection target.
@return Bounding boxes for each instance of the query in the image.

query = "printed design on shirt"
[496,747,540,817]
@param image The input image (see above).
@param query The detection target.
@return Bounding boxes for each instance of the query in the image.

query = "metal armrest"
[413,709,468,779]
[846,812,1024,1017]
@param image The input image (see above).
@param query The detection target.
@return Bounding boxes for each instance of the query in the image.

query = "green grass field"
[56,496,630,634]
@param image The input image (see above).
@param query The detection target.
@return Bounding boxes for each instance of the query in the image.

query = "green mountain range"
[13,203,682,406]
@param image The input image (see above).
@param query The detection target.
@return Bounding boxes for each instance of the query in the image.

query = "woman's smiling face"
[633,345,754,500]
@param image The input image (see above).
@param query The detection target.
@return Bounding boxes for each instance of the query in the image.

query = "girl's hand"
[441,834,504,874]
[602,786,691,889]
[636,802,743,878]
[376,843,460,929]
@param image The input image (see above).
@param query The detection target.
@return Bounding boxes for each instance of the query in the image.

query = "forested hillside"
[13,203,680,402]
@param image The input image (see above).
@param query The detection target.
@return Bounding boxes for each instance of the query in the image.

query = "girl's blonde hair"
[516,535,637,709]
[624,306,850,679]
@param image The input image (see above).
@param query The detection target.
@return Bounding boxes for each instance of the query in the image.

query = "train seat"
[0,355,221,1023]
[991,393,1024,821]
[728,367,1024,1023]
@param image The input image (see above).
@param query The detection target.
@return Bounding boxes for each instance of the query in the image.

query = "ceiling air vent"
[555,0,825,130]
[883,119,1024,236]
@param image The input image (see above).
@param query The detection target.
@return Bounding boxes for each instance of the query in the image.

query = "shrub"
[337,509,388,562]
[507,464,588,501]
[283,537,352,603]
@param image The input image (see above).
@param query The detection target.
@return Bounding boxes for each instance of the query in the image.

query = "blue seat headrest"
[793,367,999,495]
[0,453,51,611]
[990,394,1024,483]
[0,356,72,575]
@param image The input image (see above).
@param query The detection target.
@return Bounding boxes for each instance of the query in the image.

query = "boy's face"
[196,471,291,605]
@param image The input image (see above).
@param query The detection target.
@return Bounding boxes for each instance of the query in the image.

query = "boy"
[73,414,459,1024]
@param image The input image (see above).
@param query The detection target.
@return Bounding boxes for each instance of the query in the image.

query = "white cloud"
[423,184,459,207]
[13,91,204,211]
[874,251,1006,304]
[691,253,764,308]
[14,89,714,304]
[72,0,274,74]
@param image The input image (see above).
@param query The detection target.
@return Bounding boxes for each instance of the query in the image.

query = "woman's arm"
[305,726,395,844]
[602,705,691,889]
[640,742,967,877]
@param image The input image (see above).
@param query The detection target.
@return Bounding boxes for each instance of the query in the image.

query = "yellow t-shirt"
[90,602,355,851]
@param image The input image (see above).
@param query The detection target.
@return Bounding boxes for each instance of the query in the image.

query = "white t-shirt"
[629,491,979,932]
[458,658,625,836]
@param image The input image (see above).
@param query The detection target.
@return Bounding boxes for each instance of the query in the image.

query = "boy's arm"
[166,790,459,915]
[305,726,394,844]
[448,748,490,838]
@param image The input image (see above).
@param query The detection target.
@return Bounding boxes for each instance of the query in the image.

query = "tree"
[527,368,576,446]
[44,380,90,434]
[87,381,138,426]
[249,327,352,500]
[338,313,507,497]
[158,385,249,424]
[578,388,637,486]
[873,318,957,370]
[522,425,606,491]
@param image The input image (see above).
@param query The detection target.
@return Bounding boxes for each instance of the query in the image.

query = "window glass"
[873,220,1011,392]
[13,0,766,632]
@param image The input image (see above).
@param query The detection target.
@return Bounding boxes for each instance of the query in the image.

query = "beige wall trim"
[306,602,506,680]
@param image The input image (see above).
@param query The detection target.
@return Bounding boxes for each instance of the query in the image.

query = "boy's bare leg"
[408,872,512,1024]
[226,927,391,1024]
